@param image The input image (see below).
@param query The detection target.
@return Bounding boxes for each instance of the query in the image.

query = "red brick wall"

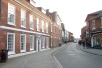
[1,0,51,34]
[0,0,62,54]
[89,18,101,31]
[95,18,101,29]
[0,29,7,50]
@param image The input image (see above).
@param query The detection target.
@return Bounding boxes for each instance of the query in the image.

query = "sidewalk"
[79,45,102,56]
[0,44,67,68]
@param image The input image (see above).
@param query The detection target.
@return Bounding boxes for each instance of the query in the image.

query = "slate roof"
[89,10,102,15]
[89,10,102,21]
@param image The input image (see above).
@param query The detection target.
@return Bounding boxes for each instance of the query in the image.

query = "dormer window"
[27,0,36,6]
[42,9,46,14]
[30,0,36,6]
[36,7,46,14]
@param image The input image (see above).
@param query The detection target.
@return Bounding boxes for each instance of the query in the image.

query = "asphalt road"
[55,43,102,68]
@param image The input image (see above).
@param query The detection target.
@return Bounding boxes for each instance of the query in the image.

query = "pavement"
[79,44,102,56]
[0,43,67,68]
[0,43,102,68]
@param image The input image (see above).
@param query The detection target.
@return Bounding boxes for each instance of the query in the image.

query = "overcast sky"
[35,0,102,38]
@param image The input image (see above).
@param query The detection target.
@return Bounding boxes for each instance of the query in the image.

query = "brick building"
[68,32,74,42]
[0,0,62,57]
[81,26,87,41]
[85,10,102,48]
[46,9,62,48]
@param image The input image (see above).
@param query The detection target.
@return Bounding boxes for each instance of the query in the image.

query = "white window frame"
[20,34,26,52]
[36,18,40,31]
[7,33,15,55]
[29,14,34,30]
[21,10,26,28]
[8,3,16,26]
[46,22,48,33]
[92,20,96,30]
[42,20,44,32]
[30,35,34,50]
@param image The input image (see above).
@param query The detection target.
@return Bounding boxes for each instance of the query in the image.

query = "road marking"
[69,54,75,55]
[52,45,67,68]
[53,56,63,68]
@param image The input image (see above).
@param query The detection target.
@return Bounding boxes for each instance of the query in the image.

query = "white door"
[36,39,41,52]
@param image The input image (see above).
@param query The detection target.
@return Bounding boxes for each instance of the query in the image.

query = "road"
[55,43,102,68]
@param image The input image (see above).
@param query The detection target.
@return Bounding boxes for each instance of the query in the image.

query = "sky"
[34,0,102,38]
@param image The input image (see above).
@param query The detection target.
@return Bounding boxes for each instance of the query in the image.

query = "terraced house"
[46,9,62,48]
[84,10,102,49]
[0,0,62,57]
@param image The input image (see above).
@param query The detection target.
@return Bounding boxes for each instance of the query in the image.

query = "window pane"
[21,10,26,27]
[21,35,25,50]
[10,14,14,23]
[8,34,14,52]
[30,35,34,49]
[8,3,15,24]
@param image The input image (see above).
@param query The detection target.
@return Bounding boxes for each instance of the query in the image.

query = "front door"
[36,39,41,52]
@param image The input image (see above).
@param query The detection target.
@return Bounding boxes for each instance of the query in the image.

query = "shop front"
[92,34,102,49]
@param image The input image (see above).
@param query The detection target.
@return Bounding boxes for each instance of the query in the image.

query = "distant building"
[64,30,69,42]
[61,23,66,43]
[81,26,87,41]
[68,32,74,42]
[46,9,62,47]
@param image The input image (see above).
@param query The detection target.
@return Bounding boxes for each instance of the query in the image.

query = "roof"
[87,10,102,21]
[89,10,102,15]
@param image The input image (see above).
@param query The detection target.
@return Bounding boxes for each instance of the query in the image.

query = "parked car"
[74,40,77,43]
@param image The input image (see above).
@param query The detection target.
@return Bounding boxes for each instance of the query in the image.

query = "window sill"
[21,26,26,28]
[21,50,26,53]
[8,23,16,26]
[42,47,45,49]
[8,52,15,55]
[30,28,34,30]
[30,49,34,51]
